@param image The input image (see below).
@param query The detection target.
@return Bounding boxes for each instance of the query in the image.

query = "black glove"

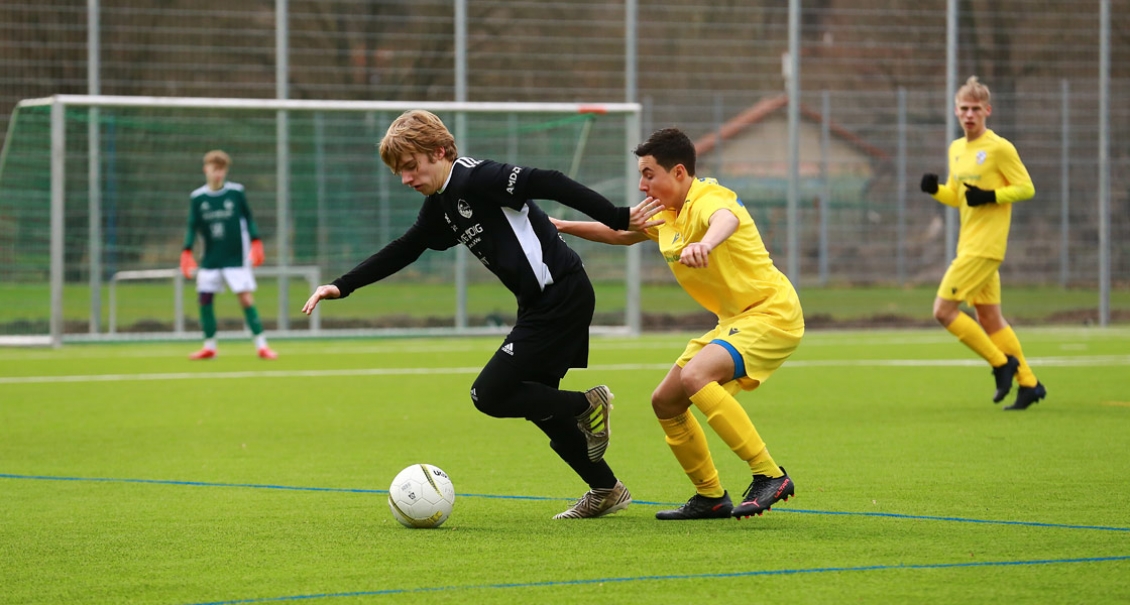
[920,173,939,194]
[964,184,997,207]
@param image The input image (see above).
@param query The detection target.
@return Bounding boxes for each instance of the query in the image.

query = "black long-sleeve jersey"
[332,157,631,308]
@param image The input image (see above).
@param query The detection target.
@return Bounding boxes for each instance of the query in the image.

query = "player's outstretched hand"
[180,249,198,279]
[628,197,665,232]
[302,284,340,315]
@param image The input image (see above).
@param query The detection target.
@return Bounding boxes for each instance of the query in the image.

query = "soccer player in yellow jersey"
[921,76,1046,411]
[551,128,804,520]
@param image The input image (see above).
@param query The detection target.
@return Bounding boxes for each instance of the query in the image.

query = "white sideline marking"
[0,366,487,385]
[4,327,1130,362]
[3,355,1130,385]
[789,355,1130,368]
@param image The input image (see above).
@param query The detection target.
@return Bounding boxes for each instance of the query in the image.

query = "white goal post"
[1,95,643,346]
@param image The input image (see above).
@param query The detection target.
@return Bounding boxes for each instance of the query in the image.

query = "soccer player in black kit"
[302,110,663,519]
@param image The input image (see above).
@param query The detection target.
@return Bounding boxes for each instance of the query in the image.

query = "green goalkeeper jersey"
[183,182,260,269]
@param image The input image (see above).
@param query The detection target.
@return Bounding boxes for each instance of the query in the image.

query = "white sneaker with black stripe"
[552,480,631,519]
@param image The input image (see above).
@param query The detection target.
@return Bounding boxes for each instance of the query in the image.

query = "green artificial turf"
[2,281,1128,334]
[2,328,1129,604]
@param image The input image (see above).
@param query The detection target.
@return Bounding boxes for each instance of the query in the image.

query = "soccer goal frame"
[2,95,643,347]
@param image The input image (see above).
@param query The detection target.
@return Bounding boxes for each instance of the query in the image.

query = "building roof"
[693,94,890,162]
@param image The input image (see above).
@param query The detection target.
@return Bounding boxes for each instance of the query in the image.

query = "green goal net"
[0,96,643,345]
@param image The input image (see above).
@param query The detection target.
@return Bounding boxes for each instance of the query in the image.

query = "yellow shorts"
[936,256,1001,305]
[676,314,804,392]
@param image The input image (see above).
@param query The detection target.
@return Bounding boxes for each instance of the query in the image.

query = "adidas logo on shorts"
[501,342,514,356]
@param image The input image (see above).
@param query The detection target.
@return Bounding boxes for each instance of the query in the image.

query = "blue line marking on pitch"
[0,473,388,494]
[777,507,1130,532]
[3,472,1128,534]
[183,555,1130,605]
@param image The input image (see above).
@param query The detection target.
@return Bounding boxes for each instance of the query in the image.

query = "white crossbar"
[108,266,322,335]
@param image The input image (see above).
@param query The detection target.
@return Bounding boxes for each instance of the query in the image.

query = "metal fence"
[2,0,1127,333]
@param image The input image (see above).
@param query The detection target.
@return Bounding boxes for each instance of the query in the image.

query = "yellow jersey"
[932,129,1035,260]
[645,178,802,326]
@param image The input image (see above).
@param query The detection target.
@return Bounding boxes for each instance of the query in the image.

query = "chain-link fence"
[2,0,1128,337]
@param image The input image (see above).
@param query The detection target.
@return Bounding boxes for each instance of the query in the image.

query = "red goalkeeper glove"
[180,249,198,278]
[249,239,265,267]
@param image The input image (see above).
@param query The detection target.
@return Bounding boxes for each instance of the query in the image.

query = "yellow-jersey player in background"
[551,127,804,520]
[921,76,1045,410]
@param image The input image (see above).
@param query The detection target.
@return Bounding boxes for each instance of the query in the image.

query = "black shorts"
[498,270,595,380]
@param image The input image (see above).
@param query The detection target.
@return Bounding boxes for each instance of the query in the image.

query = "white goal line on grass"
[3,355,1130,385]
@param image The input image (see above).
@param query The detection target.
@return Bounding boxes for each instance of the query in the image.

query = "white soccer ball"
[387,463,455,528]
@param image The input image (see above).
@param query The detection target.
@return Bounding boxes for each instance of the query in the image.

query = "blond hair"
[955,76,991,104]
[203,149,231,169]
[379,110,458,172]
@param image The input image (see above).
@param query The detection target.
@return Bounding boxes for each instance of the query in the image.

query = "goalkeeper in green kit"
[181,150,277,360]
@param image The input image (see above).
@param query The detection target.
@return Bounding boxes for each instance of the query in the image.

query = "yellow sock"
[657,412,724,497]
[989,326,1037,387]
[946,312,1008,367]
[690,382,782,479]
